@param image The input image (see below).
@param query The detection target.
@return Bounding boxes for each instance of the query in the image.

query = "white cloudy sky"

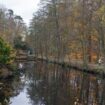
[0,0,40,25]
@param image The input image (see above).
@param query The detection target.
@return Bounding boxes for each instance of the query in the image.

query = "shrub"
[0,37,15,64]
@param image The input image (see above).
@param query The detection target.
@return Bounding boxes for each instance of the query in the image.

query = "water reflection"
[0,71,25,105]
[1,61,105,105]
[26,61,105,105]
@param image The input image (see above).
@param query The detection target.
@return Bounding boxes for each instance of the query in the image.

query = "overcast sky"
[0,0,40,26]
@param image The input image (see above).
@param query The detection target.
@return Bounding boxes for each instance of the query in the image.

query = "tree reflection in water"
[1,61,105,105]
[0,74,24,105]
[0,62,27,105]
[26,61,105,105]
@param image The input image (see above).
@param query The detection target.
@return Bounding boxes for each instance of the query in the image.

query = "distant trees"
[0,5,27,47]
[14,36,29,51]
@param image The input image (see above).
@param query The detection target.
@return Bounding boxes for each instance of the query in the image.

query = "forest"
[1,0,105,66]
[28,0,105,66]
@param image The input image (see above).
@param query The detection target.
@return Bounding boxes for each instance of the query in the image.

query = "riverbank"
[0,63,17,79]
[36,56,105,76]
[15,55,105,76]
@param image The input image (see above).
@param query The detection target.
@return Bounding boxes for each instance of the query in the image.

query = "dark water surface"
[1,61,105,105]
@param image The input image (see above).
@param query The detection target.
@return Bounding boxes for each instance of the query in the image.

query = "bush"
[0,37,15,64]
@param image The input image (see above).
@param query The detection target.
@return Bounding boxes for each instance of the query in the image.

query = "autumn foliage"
[29,0,105,64]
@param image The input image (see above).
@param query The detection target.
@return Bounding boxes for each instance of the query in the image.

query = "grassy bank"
[36,56,105,76]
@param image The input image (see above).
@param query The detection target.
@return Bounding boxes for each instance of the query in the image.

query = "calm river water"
[1,61,105,105]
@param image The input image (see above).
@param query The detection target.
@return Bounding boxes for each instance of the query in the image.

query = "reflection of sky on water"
[10,69,45,105]
[10,73,31,105]
[10,85,45,105]
[10,86,31,105]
